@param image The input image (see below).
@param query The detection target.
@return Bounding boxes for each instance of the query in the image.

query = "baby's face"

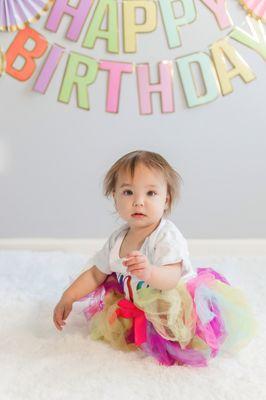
[113,163,169,228]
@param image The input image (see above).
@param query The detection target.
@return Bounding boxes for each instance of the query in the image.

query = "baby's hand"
[123,250,153,282]
[53,296,73,331]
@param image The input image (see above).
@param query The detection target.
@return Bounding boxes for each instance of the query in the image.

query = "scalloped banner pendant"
[239,0,266,23]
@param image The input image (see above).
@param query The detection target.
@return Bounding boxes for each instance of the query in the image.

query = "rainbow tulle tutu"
[79,268,257,367]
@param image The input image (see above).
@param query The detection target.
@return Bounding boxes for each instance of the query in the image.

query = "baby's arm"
[53,266,107,331]
[124,251,183,290]
[147,262,182,290]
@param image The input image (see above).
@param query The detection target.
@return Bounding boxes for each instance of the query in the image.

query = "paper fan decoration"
[239,0,266,22]
[0,0,54,32]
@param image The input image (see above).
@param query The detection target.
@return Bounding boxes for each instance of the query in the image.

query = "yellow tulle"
[89,291,137,352]
[134,281,196,348]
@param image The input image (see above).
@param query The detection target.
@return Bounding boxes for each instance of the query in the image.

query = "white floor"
[0,250,265,400]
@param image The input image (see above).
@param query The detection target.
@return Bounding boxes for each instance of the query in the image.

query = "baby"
[53,150,256,367]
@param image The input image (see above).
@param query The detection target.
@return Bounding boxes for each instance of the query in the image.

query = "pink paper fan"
[239,0,266,22]
[0,0,54,32]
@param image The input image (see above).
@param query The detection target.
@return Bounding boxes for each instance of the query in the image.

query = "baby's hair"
[103,150,182,216]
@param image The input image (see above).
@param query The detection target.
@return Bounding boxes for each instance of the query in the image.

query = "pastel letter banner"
[83,0,119,53]
[99,60,133,113]
[229,16,266,61]
[46,0,94,42]
[176,52,220,107]
[58,52,98,110]
[199,0,232,30]
[33,44,65,94]
[136,61,175,114]
[123,0,157,53]
[159,0,197,48]
[6,27,48,81]
[210,39,256,95]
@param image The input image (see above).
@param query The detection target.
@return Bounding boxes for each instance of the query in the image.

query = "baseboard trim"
[0,238,265,256]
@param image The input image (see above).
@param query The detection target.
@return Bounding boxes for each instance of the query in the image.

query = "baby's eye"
[123,190,133,196]
[147,191,157,196]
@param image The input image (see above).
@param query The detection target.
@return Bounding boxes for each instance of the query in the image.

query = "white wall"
[0,1,265,238]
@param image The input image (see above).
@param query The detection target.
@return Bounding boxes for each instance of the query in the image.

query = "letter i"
[33,44,65,94]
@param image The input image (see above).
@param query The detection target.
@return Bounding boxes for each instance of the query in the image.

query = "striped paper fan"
[0,0,54,32]
[239,0,266,22]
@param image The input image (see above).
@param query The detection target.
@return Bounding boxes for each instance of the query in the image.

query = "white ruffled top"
[88,217,195,299]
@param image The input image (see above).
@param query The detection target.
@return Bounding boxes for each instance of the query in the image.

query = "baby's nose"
[133,197,144,206]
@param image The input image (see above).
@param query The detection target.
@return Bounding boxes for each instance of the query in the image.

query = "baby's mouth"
[132,213,146,217]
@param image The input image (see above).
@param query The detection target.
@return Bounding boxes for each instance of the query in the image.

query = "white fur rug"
[0,251,265,400]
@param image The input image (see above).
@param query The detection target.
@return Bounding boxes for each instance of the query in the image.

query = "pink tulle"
[195,299,226,357]
[187,268,230,356]
[141,322,207,367]
[82,273,123,321]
